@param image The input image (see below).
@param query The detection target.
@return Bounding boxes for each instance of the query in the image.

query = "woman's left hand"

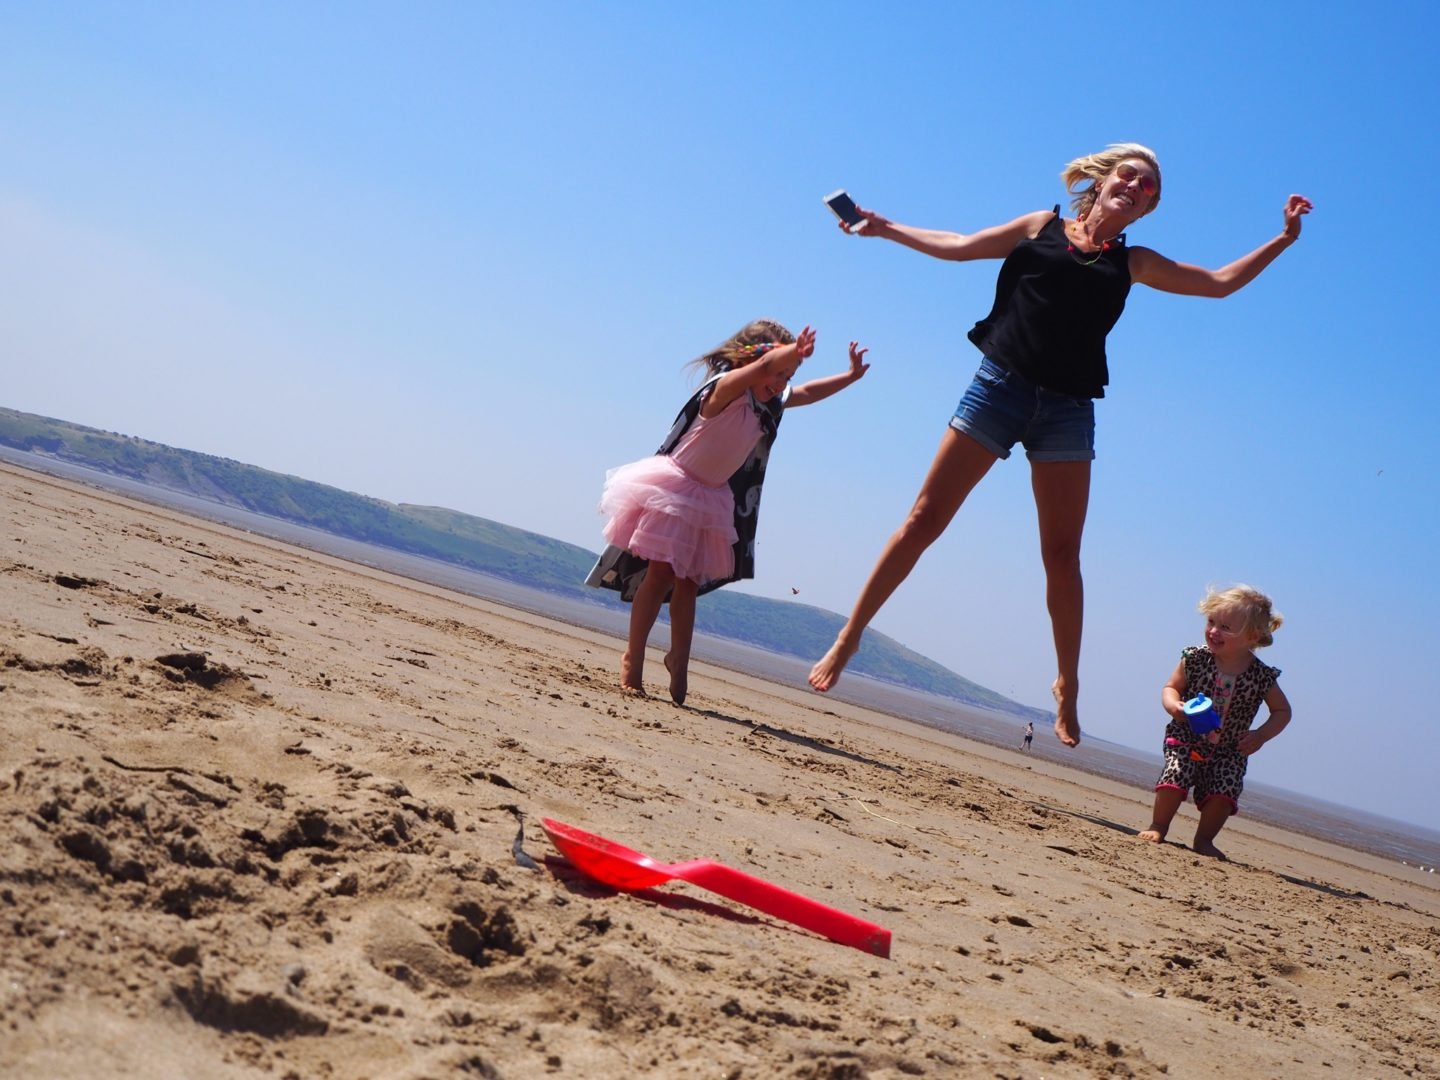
[1282,194,1313,240]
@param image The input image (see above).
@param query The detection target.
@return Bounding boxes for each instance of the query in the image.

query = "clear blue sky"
[4,3,1437,829]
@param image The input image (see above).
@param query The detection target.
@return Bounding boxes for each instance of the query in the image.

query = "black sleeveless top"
[966,207,1132,399]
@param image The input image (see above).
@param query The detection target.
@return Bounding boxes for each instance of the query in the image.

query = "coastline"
[4,446,1436,870]
[3,460,1438,1078]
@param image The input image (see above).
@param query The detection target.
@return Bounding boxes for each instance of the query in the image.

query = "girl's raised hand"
[1282,195,1313,240]
[848,342,870,379]
[793,325,817,361]
[703,326,813,416]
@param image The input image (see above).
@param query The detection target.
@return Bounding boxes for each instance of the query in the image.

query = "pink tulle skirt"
[599,455,737,585]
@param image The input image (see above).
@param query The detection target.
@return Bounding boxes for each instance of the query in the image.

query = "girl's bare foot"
[808,636,859,692]
[664,652,688,705]
[620,652,645,696]
[1192,840,1227,860]
[1051,678,1081,747]
[1137,828,1166,843]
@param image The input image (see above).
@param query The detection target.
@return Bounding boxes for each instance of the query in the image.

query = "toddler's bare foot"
[664,652,688,706]
[1137,828,1166,843]
[809,636,859,692]
[1051,679,1081,747]
[1192,840,1227,860]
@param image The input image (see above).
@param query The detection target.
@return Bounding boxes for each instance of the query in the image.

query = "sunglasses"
[1116,162,1158,197]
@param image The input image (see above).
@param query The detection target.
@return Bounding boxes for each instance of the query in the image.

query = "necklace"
[1066,220,1119,265]
[1068,242,1108,265]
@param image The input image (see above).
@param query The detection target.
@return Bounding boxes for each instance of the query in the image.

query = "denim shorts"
[949,357,1095,462]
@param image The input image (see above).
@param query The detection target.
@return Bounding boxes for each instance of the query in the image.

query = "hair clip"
[736,342,778,358]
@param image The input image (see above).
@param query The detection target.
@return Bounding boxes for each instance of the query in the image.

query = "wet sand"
[3,461,1437,1078]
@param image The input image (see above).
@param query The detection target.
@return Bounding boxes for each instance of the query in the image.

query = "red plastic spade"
[541,818,891,958]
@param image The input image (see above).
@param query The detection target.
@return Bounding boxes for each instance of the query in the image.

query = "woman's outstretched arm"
[1130,194,1312,298]
[844,206,1050,262]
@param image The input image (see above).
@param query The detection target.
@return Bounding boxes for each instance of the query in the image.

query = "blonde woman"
[808,144,1311,750]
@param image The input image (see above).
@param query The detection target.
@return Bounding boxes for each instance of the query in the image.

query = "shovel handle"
[676,860,891,958]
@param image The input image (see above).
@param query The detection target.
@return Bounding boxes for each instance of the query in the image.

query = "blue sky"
[4,3,1438,829]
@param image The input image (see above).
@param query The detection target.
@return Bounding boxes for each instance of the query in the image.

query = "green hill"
[0,404,1044,717]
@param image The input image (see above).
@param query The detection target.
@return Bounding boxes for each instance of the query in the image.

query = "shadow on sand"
[688,704,901,772]
[1273,872,1371,900]
[1030,802,1138,837]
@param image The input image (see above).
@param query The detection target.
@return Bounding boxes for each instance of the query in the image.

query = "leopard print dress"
[1154,645,1281,812]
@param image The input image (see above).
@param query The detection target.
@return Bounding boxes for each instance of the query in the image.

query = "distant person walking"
[588,320,869,704]
[1138,585,1292,859]
[808,143,1312,751]
[1019,722,1034,751]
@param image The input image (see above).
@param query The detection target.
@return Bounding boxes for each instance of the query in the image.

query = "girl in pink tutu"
[587,319,870,702]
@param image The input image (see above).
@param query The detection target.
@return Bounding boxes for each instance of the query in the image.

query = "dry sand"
[2,460,1437,1079]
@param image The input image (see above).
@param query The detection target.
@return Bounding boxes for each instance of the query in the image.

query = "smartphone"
[824,189,868,232]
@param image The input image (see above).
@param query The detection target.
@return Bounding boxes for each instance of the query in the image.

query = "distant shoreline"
[4,446,1438,872]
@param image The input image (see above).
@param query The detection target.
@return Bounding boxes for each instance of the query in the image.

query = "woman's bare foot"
[664,652,688,705]
[1137,828,1166,843]
[1192,839,1227,860]
[1051,678,1081,747]
[808,635,859,692]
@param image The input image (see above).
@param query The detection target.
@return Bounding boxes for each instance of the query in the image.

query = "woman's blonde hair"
[1061,142,1162,220]
[1198,584,1283,648]
[687,318,796,380]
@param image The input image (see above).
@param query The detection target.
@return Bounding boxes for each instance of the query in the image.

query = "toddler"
[1139,585,1293,859]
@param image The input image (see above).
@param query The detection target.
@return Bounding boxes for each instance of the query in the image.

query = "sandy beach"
[2,460,1437,1079]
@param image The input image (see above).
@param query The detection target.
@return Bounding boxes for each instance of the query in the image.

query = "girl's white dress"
[599,392,763,585]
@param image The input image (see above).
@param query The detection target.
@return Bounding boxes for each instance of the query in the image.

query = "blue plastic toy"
[1183,694,1223,736]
